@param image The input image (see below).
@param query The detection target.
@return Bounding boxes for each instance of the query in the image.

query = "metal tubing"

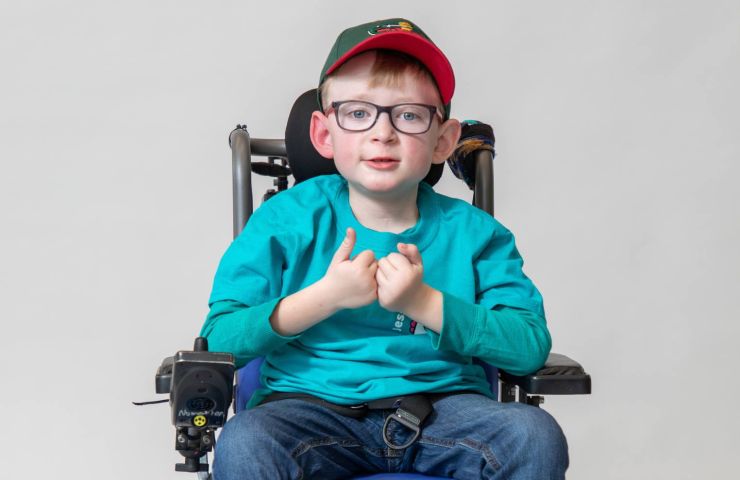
[473,150,494,216]
[249,138,287,158]
[230,128,253,239]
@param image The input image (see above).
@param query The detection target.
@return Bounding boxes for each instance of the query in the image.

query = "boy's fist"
[322,227,378,309]
[376,243,426,314]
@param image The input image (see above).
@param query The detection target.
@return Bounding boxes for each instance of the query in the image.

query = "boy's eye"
[338,102,375,121]
[395,106,427,123]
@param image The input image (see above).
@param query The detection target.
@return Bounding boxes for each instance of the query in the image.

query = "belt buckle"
[382,407,421,450]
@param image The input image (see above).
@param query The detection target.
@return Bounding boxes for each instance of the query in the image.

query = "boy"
[202,18,568,479]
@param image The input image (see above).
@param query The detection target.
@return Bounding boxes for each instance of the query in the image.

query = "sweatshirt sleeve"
[200,202,302,368]
[427,219,551,375]
[427,295,551,375]
[200,299,299,368]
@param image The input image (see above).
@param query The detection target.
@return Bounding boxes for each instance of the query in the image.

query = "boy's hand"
[376,243,429,314]
[322,227,378,310]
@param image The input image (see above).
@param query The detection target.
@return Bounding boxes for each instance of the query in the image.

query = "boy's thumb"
[330,227,356,264]
[398,243,422,266]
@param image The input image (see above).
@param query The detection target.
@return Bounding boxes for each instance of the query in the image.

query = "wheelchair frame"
[229,124,591,406]
[153,122,591,479]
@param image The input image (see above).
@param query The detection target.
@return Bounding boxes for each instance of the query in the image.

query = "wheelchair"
[153,89,592,479]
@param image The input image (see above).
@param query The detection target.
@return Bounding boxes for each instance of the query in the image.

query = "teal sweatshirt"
[201,175,551,408]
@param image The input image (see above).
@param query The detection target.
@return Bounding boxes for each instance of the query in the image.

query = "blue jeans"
[213,393,568,479]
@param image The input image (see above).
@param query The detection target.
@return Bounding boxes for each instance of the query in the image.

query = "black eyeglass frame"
[326,100,443,135]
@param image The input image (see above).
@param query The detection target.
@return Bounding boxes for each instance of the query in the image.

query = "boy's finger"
[398,243,422,266]
[385,252,409,270]
[353,249,376,267]
[375,265,389,284]
[378,257,397,272]
[330,228,355,265]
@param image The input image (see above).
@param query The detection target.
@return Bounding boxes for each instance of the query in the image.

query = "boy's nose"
[370,111,396,142]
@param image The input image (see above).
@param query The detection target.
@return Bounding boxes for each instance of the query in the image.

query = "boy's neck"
[347,185,420,234]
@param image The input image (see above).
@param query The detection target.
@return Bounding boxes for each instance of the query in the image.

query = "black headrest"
[284,89,443,186]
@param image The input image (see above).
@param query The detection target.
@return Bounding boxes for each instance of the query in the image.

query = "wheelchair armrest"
[499,353,592,395]
[155,356,174,394]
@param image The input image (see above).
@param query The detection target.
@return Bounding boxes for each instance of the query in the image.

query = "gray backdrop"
[1,1,738,478]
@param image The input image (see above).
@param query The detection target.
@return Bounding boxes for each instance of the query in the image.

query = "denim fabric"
[213,393,568,479]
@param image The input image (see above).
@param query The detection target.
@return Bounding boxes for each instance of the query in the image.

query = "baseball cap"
[318,18,455,117]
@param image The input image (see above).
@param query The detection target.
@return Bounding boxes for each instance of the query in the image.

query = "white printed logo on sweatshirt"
[392,313,425,335]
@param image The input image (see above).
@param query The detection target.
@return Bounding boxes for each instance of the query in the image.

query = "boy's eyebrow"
[338,94,435,105]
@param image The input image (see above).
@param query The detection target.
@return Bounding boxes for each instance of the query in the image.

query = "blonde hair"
[320,50,445,116]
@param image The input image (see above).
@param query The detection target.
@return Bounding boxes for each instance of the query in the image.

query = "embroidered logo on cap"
[368,21,414,36]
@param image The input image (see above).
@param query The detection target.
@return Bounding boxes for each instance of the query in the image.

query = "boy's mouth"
[364,157,399,170]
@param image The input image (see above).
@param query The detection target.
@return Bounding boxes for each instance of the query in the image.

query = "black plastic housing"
[499,353,592,395]
[156,345,235,429]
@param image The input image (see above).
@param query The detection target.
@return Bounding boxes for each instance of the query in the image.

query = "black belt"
[260,390,473,450]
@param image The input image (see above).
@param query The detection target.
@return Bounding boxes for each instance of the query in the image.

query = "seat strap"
[260,391,370,418]
[260,390,473,449]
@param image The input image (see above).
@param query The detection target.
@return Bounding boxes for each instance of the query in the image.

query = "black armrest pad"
[537,353,586,376]
[499,352,592,395]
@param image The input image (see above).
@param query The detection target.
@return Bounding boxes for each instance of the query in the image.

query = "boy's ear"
[310,111,334,159]
[431,118,462,165]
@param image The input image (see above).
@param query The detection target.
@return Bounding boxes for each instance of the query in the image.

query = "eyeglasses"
[326,100,442,135]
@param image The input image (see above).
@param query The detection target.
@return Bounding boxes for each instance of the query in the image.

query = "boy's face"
[310,52,460,200]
